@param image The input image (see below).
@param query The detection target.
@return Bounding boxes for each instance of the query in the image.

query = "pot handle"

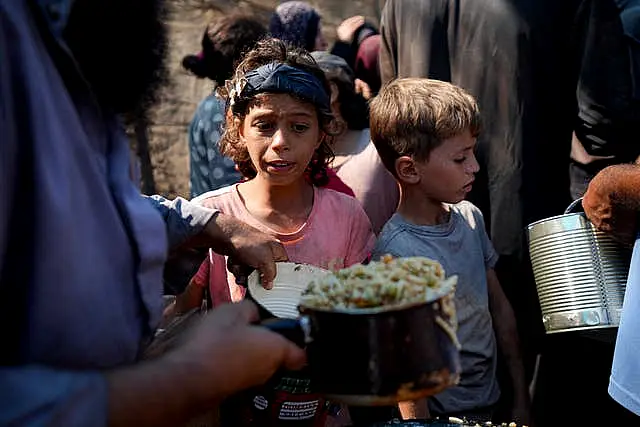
[565,197,585,214]
[259,316,312,349]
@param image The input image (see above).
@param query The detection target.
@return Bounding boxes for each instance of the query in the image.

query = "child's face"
[413,130,479,204]
[239,93,322,186]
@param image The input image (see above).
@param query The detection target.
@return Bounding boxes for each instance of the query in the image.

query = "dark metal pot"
[261,298,461,406]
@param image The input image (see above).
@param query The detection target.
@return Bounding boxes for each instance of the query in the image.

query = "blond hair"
[369,78,481,177]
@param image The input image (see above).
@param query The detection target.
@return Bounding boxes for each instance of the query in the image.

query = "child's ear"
[395,156,420,184]
[235,117,246,141]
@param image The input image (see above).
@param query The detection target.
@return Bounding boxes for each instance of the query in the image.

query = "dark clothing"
[379,1,640,426]
[330,23,381,94]
[569,157,620,199]
[354,34,381,94]
[573,0,640,163]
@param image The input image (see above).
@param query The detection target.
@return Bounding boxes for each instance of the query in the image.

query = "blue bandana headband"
[227,62,332,116]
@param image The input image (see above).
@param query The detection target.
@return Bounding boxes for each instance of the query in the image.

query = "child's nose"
[270,128,290,151]
[468,153,480,174]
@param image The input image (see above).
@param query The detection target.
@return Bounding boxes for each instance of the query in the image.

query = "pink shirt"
[332,129,400,235]
[191,184,375,306]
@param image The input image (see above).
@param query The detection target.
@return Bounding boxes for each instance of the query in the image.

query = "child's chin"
[445,195,466,204]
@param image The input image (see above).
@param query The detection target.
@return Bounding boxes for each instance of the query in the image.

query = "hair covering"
[354,34,381,93]
[310,51,355,87]
[182,16,266,85]
[269,1,321,52]
[227,62,331,116]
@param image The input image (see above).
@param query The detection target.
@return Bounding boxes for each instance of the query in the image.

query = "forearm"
[0,367,108,427]
[107,355,216,427]
[491,300,528,402]
[486,270,528,403]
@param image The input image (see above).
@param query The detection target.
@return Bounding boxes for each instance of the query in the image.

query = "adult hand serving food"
[248,256,462,406]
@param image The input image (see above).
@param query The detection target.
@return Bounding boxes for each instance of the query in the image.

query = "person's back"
[369,78,531,424]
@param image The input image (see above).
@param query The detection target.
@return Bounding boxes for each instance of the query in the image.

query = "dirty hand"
[169,300,306,402]
[337,15,366,43]
[583,164,640,247]
[203,213,288,289]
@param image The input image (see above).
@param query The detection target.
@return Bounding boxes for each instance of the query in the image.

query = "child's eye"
[454,157,466,164]
[291,123,310,133]
[255,121,274,132]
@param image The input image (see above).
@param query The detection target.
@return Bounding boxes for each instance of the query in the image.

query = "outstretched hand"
[202,213,288,288]
[583,164,640,247]
[337,15,366,43]
[171,300,306,400]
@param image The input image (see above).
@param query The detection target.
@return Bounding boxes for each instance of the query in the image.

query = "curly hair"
[217,38,338,186]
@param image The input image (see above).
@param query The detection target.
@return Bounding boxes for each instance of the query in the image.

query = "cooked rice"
[300,255,458,310]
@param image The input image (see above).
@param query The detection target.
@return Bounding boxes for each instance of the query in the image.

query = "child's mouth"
[266,160,295,173]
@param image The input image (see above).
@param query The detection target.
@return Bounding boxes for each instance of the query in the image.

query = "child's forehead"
[436,130,477,151]
[247,93,317,114]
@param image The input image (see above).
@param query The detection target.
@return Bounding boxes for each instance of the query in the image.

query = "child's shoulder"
[374,215,416,254]
[190,184,236,210]
[450,200,485,225]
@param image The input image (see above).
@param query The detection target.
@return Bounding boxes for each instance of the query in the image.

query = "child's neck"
[238,177,315,233]
[397,186,450,226]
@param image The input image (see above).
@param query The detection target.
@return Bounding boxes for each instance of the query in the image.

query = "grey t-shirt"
[373,201,500,415]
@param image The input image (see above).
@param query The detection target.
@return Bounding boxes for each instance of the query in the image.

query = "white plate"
[248,262,330,318]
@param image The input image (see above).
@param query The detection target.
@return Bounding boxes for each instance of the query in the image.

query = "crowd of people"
[1,0,639,426]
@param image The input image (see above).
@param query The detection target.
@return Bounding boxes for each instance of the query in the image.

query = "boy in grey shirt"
[369,79,531,424]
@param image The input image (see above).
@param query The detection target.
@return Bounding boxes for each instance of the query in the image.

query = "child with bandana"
[174,38,375,426]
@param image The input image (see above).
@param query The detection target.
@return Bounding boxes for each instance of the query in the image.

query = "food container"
[526,199,632,333]
[249,263,461,406]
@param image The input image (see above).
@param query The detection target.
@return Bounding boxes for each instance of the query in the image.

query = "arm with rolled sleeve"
[144,195,218,250]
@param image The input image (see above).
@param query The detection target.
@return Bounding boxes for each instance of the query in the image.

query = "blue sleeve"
[144,195,217,249]
[0,5,108,426]
[0,367,108,427]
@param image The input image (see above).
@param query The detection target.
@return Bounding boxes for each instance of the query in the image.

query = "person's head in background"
[333,15,381,96]
[269,1,328,52]
[370,78,481,205]
[311,51,369,134]
[182,15,267,88]
[62,0,169,118]
[218,38,338,187]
